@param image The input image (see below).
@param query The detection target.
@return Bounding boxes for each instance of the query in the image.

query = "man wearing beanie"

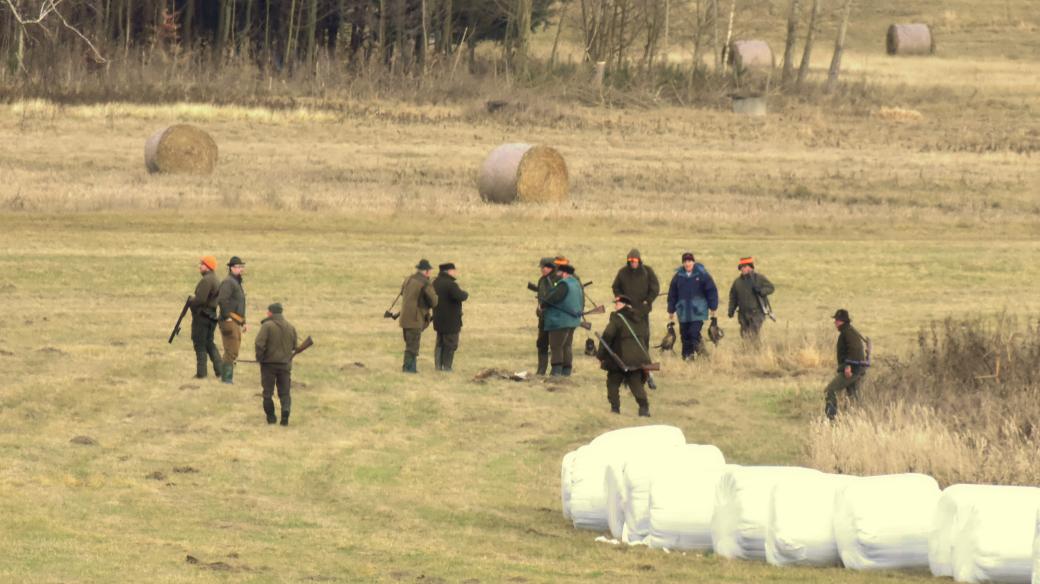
[727,256,775,340]
[432,263,468,372]
[189,256,224,379]
[611,249,659,347]
[597,295,651,416]
[399,259,438,373]
[824,309,869,420]
[667,252,719,360]
[541,263,583,376]
[529,257,559,375]
[217,256,247,384]
[255,303,298,426]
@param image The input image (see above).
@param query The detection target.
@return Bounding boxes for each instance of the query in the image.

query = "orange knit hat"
[553,256,570,266]
[738,256,755,268]
[200,256,217,271]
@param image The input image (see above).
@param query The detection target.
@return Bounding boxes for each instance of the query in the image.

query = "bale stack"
[477,143,568,204]
[886,24,935,56]
[728,40,775,71]
[145,124,218,175]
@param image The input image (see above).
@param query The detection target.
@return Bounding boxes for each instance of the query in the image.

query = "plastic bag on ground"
[833,473,941,571]
[930,484,1034,578]
[711,466,823,561]
[766,472,856,567]
[647,462,736,552]
[951,486,1040,583]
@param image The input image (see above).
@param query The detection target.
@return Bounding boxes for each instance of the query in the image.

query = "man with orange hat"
[727,256,775,340]
[189,256,224,379]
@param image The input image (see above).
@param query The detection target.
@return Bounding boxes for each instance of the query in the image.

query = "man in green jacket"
[217,256,247,384]
[189,255,224,379]
[399,259,438,373]
[597,295,651,417]
[255,303,299,426]
[432,262,468,372]
[541,264,583,377]
[727,256,775,340]
[529,257,558,375]
[824,309,869,420]
[611,249,659,347]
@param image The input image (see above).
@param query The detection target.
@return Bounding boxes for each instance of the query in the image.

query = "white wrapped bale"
[833,473,941,571]
[561,450,578,521]
[604,457,630,540]
[477,143,569,204]
[931,485,1009,577]
[1032,508,1040,584]
[766,473,856,567]
[951,486,1040,583]
[144,124,218,175]
[647,462,735,552]
[589,425,685,449]
[711,466,823,561]
[886,23,935,56]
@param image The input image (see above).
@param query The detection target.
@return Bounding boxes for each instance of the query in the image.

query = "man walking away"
[531,257,558,375]
[217,256,247,384]
[824,309,869,421]
[667,252,719,360]
[399,259,438,373]
[598,295,651,417]
[727,256,775,340]
[190,256,224,379]
[542,264,582,376]
[612,249,660,347]
[433,262,468,372]
[255,303,298,426]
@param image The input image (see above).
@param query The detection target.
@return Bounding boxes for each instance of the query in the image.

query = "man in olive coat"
[611,249,659,347]
[541,264,583,376]
[528,257,558,375]
[597,295,651,417]
[190,256,224,379]
[217,256,247,384]
[824,309,869,420]
[255,303,298,426]
[432,262,468,372]
[727,256,775,340]
[399,259,438,373]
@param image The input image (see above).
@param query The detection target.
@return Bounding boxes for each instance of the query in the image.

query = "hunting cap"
[615,294,633,306]
[439,262,456,271]
[416,259,433,271]
[832,308,851,323]
[627,249,642,261]
[200,256,217,271]
[268,302,284,314]
[227,256,245,267]
[553,256,569,266]
[738,256,755,269]
[682,251,695,262]
[557,264,575,275]
[539,257,556,269]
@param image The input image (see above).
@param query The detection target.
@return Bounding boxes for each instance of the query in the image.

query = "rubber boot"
[280,410,290,426]
[221,363,234,384]
[434,346,443,371]
[195,351,208,378]
[610,400,621,414]
[441,349,454,372]
[403,353,417,374]
[561,366,572,377]
[536,353,549,376]
[550,365,563,377]
[263,399,277,424]
[637,399,650,417]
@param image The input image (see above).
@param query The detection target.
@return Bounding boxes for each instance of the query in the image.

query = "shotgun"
[168,297,191,344]
[240,336,314,364]
[594,333,662,373]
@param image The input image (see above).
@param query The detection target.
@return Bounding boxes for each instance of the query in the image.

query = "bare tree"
[780,0,800,86]
[3,0,106,72]
[826,0,851,91]
[796,0,820,86]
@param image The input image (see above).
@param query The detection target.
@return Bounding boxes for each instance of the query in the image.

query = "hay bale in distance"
[732,95,767,116]
[886,24,935,56]
[144,124,218,175]
[729,40,774,70]
[477,143,568,204]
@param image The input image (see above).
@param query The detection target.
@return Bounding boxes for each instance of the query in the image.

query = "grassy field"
[1,15,1039,581]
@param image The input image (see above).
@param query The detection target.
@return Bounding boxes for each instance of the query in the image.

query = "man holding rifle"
[529,257,558,376]
[541,263,583,377]
[190,256,224,380]
[727,256,775,340]
[255,303,298,426]
[597,295,653,417]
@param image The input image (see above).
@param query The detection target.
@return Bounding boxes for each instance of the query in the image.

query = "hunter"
[432,262,469,372]
[189,255,224,379]
[611,248,660,347]
[541,263,582,377]
[255,303,298,426]
[530,257,558,376]
[666,252,719,360]
[597,295,651,417]
[399,259,438,373]
[824,309,869,420]
[727,256,775,339]
[216,256,247,384]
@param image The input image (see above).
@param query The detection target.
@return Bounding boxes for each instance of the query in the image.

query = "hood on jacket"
[627,248,641,261]
[674,263,707,277]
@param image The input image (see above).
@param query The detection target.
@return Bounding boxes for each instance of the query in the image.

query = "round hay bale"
[477,143,568,204]
[728,40,774,70]
[144,124,218,175]
[886,24,935,56]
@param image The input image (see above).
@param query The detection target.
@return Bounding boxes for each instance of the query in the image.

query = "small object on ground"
[473,368,529,382]
[146,471,167,481]
[584,338,596,356]
[69,435,97,446]
[173,466,199,474]
[185,555,199,564]
[485,100,510,113]
[595,536,621,545]
[179,384,200,390]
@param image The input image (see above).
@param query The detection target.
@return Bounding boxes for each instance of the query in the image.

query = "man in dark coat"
[255,303,299,426]
[189,255,224,379]
[399,259,438,373]
[597,295,651,417]
[529,257,558,375]
[541,264,583,376]
[217,256,247,384]
[611,249,659,346]
[727,256,775,340]
[432,262,469,372]
[824,309,869,420]
[667,252,719,360]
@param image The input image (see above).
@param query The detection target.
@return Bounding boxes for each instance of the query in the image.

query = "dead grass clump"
[874,106,924,123]
[477,144,569,205]
[144,124,218,175]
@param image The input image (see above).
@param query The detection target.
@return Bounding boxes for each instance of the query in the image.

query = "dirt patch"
[110,340,127,347]
[146,471,167,481]
[179,384,200,391]
[173,466,199,474]
[0,349,14,357]
[69,435,97,446]
[37,347,67,356]
[673,398,700,407]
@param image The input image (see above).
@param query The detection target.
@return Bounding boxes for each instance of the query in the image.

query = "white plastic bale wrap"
[1033,508,1040,584]
[561,450,578,521]
[647,461,734,552]
[567,426,686,531]
[950,486,1040,583]
[833,473,941,571]
[711,466,823,561]
[931,484,1009,577]
[766,473,856,567]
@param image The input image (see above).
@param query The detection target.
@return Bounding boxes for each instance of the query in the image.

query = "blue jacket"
[667,264,719,323]
[543,277,583,331]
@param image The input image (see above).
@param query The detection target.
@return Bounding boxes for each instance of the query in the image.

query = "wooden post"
[796,0,820,86]
[826,0,852,91]
[781,0,800,86]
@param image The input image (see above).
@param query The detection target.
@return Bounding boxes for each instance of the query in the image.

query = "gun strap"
[617,313,653,362]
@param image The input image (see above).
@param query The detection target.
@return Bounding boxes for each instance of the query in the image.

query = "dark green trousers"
[607,370,648,408]
[548,328,575,368]
[824,369,865,419]
[402,328,423,359]
[191,315,223,377]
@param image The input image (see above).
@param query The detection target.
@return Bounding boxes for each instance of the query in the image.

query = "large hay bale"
[886,24,935,56]
[477,143,568,204]
[145,124,218,175]
[728,40,774,70]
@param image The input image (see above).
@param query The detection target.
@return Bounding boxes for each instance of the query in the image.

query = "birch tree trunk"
[796,0,820,86]
[826,0,852,90]
[781,0,800,86]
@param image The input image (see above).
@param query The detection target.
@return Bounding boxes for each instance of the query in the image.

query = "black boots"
[610,401,621,414]
[263,400,277,424]
[221,363,234,384]
[561,366,572,377]
[536,353,549,376]
[280,411,290,426]
[440,349,455,372]
[550,364,563,377]
[434,346,443,371]
[637,399,651,417]
[402,353,417,373]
